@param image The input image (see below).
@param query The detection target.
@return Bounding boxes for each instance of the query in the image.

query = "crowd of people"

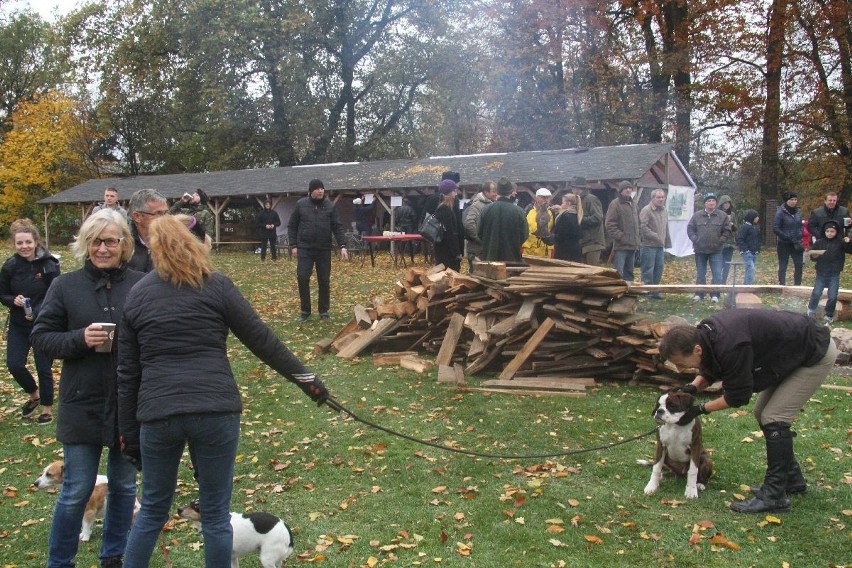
[3,178,850,566]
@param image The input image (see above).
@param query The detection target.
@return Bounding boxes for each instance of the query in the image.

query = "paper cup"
[94,323,117,353]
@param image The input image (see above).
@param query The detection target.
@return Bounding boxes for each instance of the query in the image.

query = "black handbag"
[418,213,444,243]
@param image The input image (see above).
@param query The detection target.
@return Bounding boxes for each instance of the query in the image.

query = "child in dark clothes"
[806,219,852,324]
[735,209,761,285]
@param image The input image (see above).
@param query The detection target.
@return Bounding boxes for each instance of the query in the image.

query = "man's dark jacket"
[287,197,346,250]
[256,208,281,237]
[128,222,153,273]
[696,309,830,408]
[31,261,144,447]
[477,198,528,262]
[808,203,850,240]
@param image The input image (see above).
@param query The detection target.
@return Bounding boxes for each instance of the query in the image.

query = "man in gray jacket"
[463,180,498,267]
[687,192,732,302]
[639,189,671,298]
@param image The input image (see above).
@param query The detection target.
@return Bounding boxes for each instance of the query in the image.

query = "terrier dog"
[639,390,713,499]
[33,460,141,541]
[177,500,294,568]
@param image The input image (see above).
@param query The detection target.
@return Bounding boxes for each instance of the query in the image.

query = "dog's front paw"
[644,481,659,496]
[79,533,90,542]
[684,485,699,499]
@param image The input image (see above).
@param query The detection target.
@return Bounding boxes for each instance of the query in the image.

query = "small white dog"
[177,500,294,568]
[33,460,141,541]
[640,390,713,499]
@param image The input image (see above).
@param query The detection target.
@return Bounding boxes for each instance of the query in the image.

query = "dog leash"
[324,397,658,460]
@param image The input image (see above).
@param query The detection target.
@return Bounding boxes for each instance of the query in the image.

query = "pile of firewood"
[320,257,684,395]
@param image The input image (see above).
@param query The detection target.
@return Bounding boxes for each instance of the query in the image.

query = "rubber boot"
[749,428,807,497]
[731,422,792,514]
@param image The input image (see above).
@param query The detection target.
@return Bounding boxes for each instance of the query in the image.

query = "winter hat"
[496,177,515,196]
[782,191,798,202]
[308,179,325,192]
[353,198,362,205]
[441,171,461,183]
[570,176,588,189]
[703,192,717,203]
[823,220,840,234]
[535,188,552,197]
[743,209,759,224]
[617,180,633,192]
[438,179,458,195]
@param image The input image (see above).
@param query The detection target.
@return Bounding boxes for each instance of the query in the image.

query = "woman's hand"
[13,294,25,308]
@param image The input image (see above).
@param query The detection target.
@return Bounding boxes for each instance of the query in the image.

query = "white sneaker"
[711,296,719,303]
[807,310,816,318]
[693,294,702,302]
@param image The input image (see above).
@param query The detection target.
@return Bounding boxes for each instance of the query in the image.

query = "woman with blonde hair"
[0,218,60,423]
[32,209,143,568]
[553,193,584,262]
[118,215,331,568]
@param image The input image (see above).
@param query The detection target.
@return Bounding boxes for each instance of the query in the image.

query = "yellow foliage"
[0,90,97,226]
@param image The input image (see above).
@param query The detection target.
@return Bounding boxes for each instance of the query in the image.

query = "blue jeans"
[808,272,840,317]
[741,251,757,285]
[6,322,54,405]
[639,247,665,286]
[48,444,138,567]
[296,249,332,316]
[123,413,240,568]
[694,251,723,299]
[612,249,636,282]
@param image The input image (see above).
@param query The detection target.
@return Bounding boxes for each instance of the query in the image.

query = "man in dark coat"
[127,189,168,273]
[256,199,281,261]
[287,179,349,322]
[477,177,528,262]
[807,191,850,242]
[660,309,835,515]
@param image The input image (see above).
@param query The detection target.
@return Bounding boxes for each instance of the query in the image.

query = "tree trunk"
[760,0,788,201]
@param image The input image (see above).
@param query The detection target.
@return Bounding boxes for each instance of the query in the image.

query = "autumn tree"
[0,90,100,225]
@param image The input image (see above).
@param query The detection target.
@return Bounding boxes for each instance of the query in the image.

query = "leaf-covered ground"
[0,250,849,567]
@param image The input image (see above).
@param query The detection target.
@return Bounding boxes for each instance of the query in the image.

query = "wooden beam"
[499,317,555,380]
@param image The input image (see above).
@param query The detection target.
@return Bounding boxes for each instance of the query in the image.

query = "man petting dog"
[659,309,837,514]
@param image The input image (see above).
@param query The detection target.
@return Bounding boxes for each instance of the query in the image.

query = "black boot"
[749,428,807,497]
[731,422,792,514]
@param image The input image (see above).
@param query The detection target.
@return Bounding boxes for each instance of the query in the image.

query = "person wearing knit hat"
[438,179,458,195]
[773,190,804,286]
[256,197,281,261]
[287,178,349,322]
[477,178,528,262]
[687,189,732,302]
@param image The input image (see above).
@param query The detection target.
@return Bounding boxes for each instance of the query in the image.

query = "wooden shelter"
[37,143,695,245]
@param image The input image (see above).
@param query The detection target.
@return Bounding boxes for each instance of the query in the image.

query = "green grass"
[0,251,849,567]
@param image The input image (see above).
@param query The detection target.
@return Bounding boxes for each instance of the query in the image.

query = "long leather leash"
[324,397,658,460]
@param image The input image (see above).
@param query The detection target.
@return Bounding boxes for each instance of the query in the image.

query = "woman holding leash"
[117,215,331,568]
[31,209,144,568]
[659,309,836,514]
[0,219,60,424]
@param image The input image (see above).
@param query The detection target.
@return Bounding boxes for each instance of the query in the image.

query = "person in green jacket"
[477,177,528,263]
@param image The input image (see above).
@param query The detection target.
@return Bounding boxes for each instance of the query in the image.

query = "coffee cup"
[94,323,117,353]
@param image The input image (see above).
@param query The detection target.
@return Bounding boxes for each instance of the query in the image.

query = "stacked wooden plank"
[325,257,678,394]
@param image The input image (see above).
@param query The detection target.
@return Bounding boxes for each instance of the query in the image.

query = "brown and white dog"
[640,390,713,499]
[33,460,141,541]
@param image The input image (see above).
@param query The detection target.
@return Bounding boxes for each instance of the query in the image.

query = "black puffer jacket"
[127,222,153,273]
[31,261,144,446]
[287,196,347,251]
[117,271,315,445]
[696,309,830,408]
[0,247,60,326]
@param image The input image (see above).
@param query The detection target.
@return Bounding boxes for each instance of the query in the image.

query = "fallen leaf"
[584,535,604,545]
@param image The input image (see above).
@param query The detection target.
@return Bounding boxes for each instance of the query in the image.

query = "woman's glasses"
[90,237,124,249]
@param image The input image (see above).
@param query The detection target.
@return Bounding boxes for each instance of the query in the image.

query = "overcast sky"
[1,0,76,21]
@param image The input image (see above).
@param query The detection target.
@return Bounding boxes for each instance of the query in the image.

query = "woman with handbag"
[773,191,804,286]
[432,179,462,271]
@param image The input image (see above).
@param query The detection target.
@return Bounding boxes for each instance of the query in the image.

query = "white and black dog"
[177,500,294,568]
[640,390,713,499]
